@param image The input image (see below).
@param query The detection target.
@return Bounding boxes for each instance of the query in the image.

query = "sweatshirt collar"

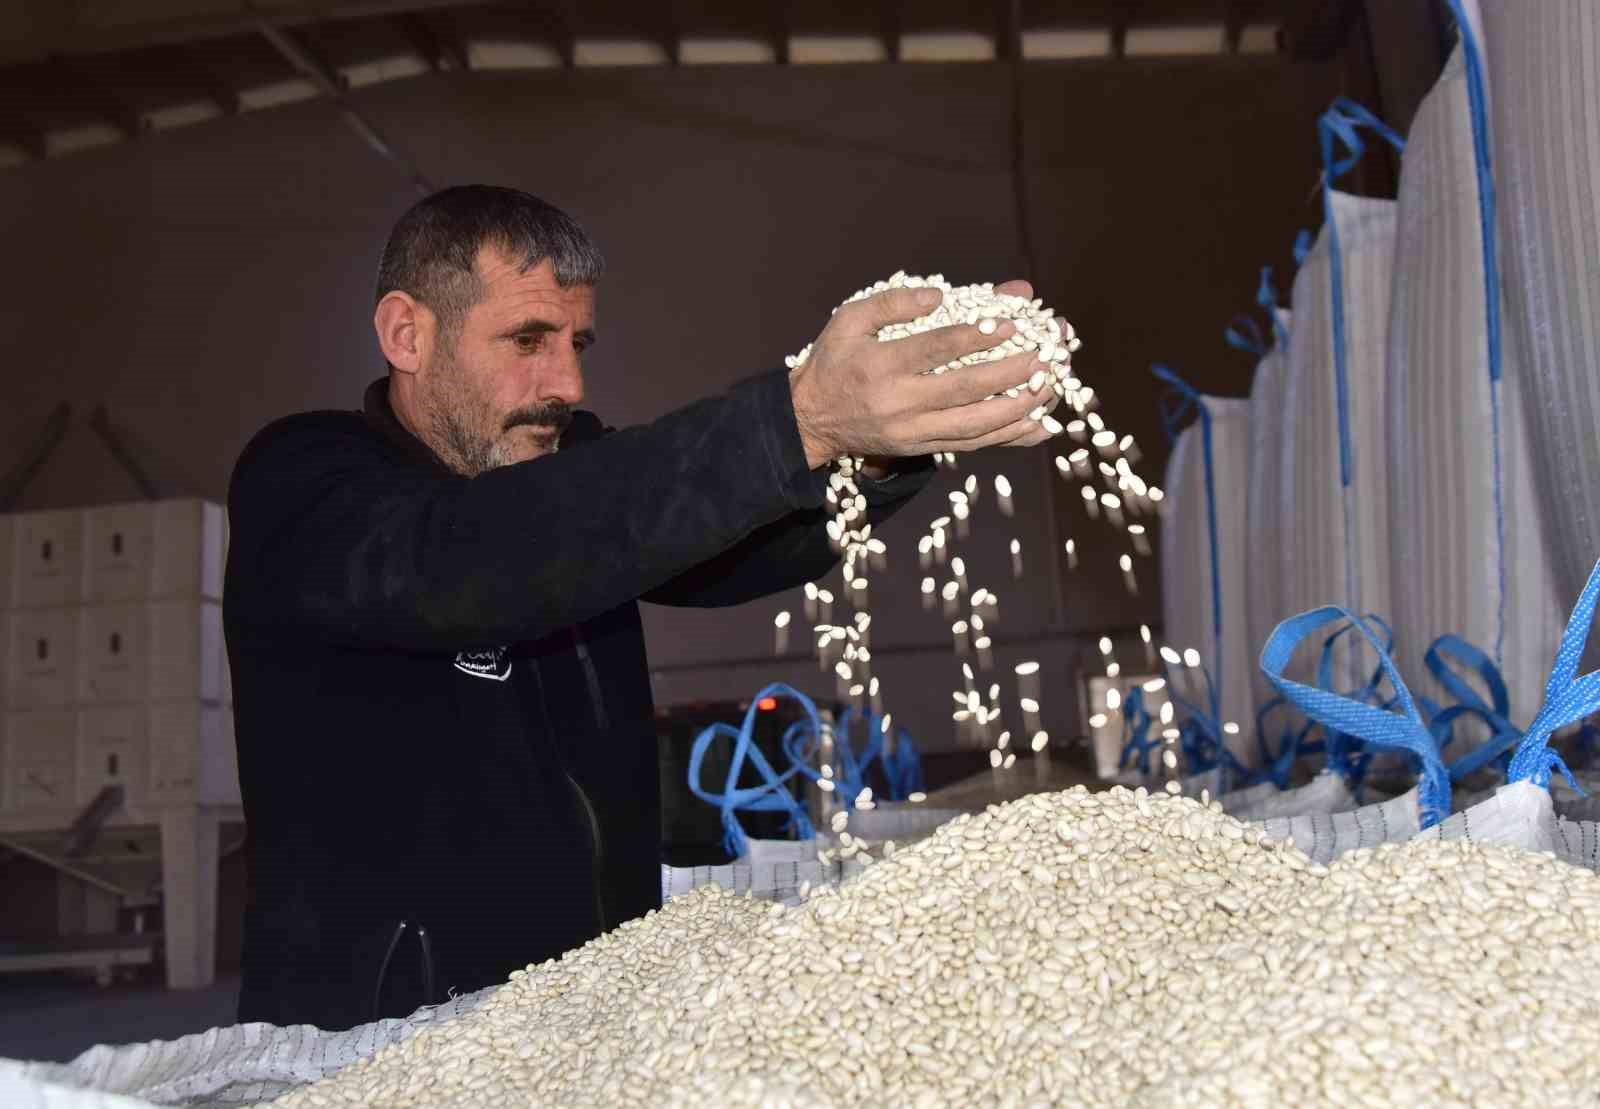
[363,376,454,475]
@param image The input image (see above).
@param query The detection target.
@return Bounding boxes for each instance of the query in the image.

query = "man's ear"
[375,292,433,376]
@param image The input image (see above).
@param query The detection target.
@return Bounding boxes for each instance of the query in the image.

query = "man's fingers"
[924,415,1056,454]
[913,350,1052,410]
[994,279,1034,301]
[882,320,1020,381]
[837,286,944,336]
[909,378,1061,446]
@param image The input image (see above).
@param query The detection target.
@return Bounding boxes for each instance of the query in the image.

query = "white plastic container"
[147,601,224,703]
[5,607,80,708]
[147,701,239,806]
[8,509,84,609]
[77,705,148,806]
[2,709,77,812]
[82,500,225,604]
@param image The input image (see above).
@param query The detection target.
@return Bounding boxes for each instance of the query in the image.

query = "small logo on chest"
[454,646,513,681]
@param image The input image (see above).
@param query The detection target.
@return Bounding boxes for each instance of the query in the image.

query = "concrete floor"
[0,969,241,1065]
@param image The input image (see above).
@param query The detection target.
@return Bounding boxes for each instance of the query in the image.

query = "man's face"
[418,245,596,475]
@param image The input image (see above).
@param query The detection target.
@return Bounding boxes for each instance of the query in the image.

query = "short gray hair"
[375,185,605,344]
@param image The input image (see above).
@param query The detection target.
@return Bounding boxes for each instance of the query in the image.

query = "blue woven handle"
[1293,230,1313,267]
[1506,559,1600,789]
[1261,607,1450,828]
[1417,635,1520,780]
[1225,315,1267,357]
[687,683,819,858]
[1160,656,1251,792]
[1309,616,1395,788]
[1257,266,1289,350]
[1119,686,1164,775]
[1254,696,1319,790]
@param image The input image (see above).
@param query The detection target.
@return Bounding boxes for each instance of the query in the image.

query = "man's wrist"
[859,455,909,482]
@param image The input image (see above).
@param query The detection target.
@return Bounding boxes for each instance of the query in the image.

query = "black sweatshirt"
[224,367,932,1030]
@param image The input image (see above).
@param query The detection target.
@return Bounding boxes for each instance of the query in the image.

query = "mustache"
[503,403,574,435]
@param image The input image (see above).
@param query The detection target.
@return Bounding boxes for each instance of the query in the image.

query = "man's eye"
[514,334,542,352]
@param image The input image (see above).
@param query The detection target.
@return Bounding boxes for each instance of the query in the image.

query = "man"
[225,185,1055,1030]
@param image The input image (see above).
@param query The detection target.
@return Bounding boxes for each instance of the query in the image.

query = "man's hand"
[790,278,1059,470]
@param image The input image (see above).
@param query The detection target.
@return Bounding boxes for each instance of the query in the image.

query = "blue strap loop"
[1160,658,1252,792]
[1319,97,1406,183]
[1254,696,1319,790]
[781,704,925,803]
[1414,635,1521,781]
[1261,607,1450,828]
[1118,686,1164,775]
[1310,616,1398,788]
[1506,558,1600,790]
[1224,315,1267,357]
[1257,266,1288,350]
[1292,230,1313,267]
[1152,364,1225,704]
[687,683,819,858]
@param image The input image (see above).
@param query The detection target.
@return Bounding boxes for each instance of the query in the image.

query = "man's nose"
[540,343,585,408]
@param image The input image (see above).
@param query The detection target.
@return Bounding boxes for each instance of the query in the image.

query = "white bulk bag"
[1234,768,1366,823]
[1479,0,1600,604]
[1158,394,1254,765]
[1279,190,1397,688]
[2,986,496,1108]
[1244,309,1293,713]
[1386,36,1565,725]
[1218,779,1280,814]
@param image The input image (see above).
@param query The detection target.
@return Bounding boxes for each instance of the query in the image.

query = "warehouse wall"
[0,55,1338,751]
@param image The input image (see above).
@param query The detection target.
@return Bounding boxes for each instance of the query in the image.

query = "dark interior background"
[0,52,1352,754]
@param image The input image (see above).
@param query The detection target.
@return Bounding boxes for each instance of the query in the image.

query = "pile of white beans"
[265,785,1600,1107]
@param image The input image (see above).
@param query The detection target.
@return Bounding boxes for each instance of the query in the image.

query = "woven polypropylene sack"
[1479,0,1600,605]
[1158,397,1254,764]
[1,987,495,1109]
[1244,316,1293,712]
[0,1063,159,1109]
[1257,787,1422,866]
[1234,770,1360,823]
[1218,780,1280,814]
[662,837,832,907]
[1279,192,1397,688]
[841,804,962,846]
[1386,42,1566,721]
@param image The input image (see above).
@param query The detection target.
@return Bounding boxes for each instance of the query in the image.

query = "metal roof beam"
[0,116,48,159]
[770,1,791,64]
[255,22,348,96]
[393,12,470,71]
[1224,0,1264,53]
[170,46,241,114]
[47,54,146,137]
[878,0,902,63]
[253,10,433,196]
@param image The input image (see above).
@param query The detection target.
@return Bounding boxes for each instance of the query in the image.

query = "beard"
[421,341,573,477]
